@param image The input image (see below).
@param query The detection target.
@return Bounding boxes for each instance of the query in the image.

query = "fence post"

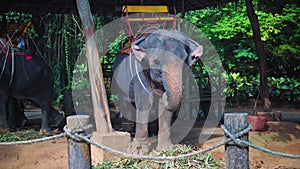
[224,112,249,169]
[67,115,92,169]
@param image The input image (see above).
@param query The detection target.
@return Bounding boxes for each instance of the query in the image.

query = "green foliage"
[107,31,126,56]
[94,145,224,169]
[63,19,72,89]
[267,4,300,76]
[2,1,299,107]
[101,31,127,105]
[40,14,86,105]
[103,33,124,72]
[3,11,38,38]
[5,12,32,23]
[69,62,92,107]
[187,1,286,41]
[0,129,46,142]
[101,30,127,67]
[72,63,90,90]
[256,12,284,41]
[223,72,300,105]
[213,6,250,40]
[185,0,300,106]
[224,72,259,100]
[268,77,300,104]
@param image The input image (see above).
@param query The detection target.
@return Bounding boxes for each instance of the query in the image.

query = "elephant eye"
[154,59,160,65]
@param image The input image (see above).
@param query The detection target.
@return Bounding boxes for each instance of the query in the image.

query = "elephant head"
[132,29,203,112]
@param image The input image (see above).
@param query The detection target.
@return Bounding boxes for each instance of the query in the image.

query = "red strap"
[7,53,32,60]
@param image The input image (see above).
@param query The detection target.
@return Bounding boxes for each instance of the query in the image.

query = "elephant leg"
[40,107,50,132]
[8,98,27,129]
[0,92,9,133]
[119,96,135,134]
[132,103,152,155]
[135,112,149,141]
[49,107,65,130]
[134,88,153,141]
[157,96,173,151]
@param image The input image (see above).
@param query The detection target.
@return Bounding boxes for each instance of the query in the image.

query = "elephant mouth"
[149,68,163,83]
[150,70,166,96]
[143,69,165,96]
[150,80,164,96]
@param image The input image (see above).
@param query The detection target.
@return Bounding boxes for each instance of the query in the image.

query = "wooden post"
[224,113,249,169]
[76,1,131,164]
[76,0,113,133]
[67,115,91,169]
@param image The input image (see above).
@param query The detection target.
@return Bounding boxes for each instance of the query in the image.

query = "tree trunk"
[76,0,113,133]
[246,0,272,111]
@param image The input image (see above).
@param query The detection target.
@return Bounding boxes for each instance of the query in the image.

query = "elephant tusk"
[191,45,203,58]
[162,92,168,108]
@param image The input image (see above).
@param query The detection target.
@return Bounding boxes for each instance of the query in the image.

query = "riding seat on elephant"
[0,37,65,133]
[112,28,203,152]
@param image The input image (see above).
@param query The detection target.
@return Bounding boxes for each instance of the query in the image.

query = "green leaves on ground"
[94,145,224,169]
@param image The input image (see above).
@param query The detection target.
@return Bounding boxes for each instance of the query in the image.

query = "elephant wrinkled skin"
[112,29,203,152]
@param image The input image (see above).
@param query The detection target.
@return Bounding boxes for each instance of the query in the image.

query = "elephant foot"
[9,118,27,129]
[56,116,66,131]
[129,138,153,155]
[50,114,66,131]
[156,138,173,151]
[39,128,51,133]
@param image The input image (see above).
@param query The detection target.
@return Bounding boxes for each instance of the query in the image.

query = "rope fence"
[0,132,66,146]
[221,125,300,159]
[1,113,300,168]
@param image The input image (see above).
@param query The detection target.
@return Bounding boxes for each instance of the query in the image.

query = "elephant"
[0,38,65,132]
[112,28,203,151]
[6,97,27,129]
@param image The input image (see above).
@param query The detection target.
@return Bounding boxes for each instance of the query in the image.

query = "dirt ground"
[0,110,300,169]
[201,121,300,169]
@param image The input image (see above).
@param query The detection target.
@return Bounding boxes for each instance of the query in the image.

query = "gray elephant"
[112,28,203,151]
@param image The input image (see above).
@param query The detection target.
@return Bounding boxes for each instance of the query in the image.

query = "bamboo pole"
[76,0,113,133]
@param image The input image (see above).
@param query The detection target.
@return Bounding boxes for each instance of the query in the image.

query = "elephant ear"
[131,27,159,61]
[187,39,203,67]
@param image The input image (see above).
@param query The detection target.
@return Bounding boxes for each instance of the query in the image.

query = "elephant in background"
[112,28,203,152]
[0,38,65,132]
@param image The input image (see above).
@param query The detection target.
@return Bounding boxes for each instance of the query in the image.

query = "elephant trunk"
[162,59,183,112]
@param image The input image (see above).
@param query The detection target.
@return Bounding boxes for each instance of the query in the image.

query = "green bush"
[224,73,300,106]
[268,77,300,105]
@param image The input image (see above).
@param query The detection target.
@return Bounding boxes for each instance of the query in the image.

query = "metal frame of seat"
[122,5,177,43]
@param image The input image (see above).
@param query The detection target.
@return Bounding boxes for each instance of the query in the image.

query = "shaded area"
[0,0,235,16]
[257,121,300,142]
